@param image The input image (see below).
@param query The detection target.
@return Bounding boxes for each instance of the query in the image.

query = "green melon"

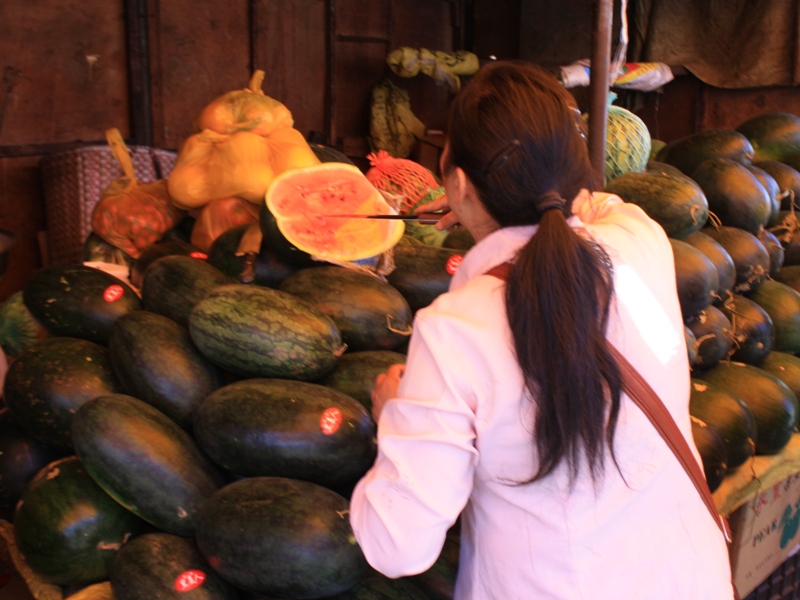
[689,378,757,470]
[195,477,367,597]
[279,265,412,352]
[698,362,799,455]
[189,283,344,380]
[13,456,146,587]
[71,394,226,536]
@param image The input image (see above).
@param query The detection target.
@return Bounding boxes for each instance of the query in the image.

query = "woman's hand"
[416,194,459,231]
[371,364,406,422]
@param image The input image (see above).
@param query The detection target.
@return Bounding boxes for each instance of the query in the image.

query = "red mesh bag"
[365,150,440,212]
[91,129,185,259]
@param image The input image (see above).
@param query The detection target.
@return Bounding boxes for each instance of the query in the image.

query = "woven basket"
[40,145,177,265]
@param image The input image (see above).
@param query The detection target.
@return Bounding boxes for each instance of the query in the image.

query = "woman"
[349,61,734,599]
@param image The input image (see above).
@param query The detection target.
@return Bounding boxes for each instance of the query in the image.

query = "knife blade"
[323,212,443,225]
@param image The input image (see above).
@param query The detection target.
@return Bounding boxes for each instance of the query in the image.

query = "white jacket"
[350,192,734,599]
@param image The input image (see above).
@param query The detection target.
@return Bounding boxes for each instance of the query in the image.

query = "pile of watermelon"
[606,111,800,493]
[0,182,469,598]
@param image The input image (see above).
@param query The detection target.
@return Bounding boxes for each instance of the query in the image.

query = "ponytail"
[505,202,622,485]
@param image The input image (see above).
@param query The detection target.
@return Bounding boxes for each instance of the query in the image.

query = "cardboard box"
[729,470,800,597]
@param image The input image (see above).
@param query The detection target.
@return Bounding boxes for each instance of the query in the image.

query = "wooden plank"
[147,0,252,150]
[0,157,46,301]
[0,0,129,145]
[125,0,154,146]
[701,85,800,132]
[252,0,328,139]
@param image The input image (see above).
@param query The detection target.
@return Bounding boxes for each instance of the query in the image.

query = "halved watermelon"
[265,163,405,262]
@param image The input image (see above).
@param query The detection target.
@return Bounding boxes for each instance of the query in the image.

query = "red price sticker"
[320,407,343,435]
[174,569,206,592]
[189,251,208,260]
[103,285,124,302]
[445,254,464,275]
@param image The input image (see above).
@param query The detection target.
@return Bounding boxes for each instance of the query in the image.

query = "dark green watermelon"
[681,231,736,303]
[189,284,344,380]
[701,226,770,294]
[690,417,728,493]
[605,171,708,239]
[698,362,799,455]
[108,311,225,430]
[310,143,356,165]
[3,337,124,449]
[318,350,407,410]
[670,238,719,320]
[207,224,301,288]
[260,203,317,268]
[387,245,462,313]
[0,290,48,359]
[441,228,475,250]
[753,160,800,210]
[279,266,412,351]
[110,532,239,600]
[718,294,774,366]
[23,264,141,345]
[13,456,146,587]
[685,326,699,368]
[83,232,135,267]
[129,238,205,288]
[758,228,785,277]
[71,394,226,536]
[736,112,800,162]
[747,164,782,227]
[775,264,800,293]
[192,378,376,487]
[195,477,367,598]
[655,129,754,175]
[685,305,733,371]
[747,279,800,354]
[689,378,757,471]
[690,157,771,235]
[0,408,67,521]
[759,351,800,399]
[141,254,234,328]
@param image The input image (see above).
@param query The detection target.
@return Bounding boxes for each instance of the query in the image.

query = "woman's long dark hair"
[444,61,623,486]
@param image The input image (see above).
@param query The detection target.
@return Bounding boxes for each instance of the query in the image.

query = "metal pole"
[588,0,614,186]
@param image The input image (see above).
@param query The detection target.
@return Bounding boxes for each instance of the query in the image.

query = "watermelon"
[690,416,728,493]
[698,362,799,455]
[681,231,736,302]
[645,160,685,179]
[314,570,431,599]
[759,351,800,399]
[690,157,771,235]
[13,456,146,586]
[655,129,754,176]
[758,228,785,277]
[670,238,719,319]
[195,477,367,597]
[0,408,67,521]
[736,112,800,162]
[129,238,205,288]
[605,171,708,239]
[775,265,800,293]
[701,226,770,293]
[279,265,412,352]
[265,162,405,262]
[310,143,356,165]
[71,394,226,536]
[718,294,774,366]
[684,326,699,367]
[387,244,463,313]
[0,290,48,359]
[746,164,782,227]
[110,532,239,600]
[108,311,225,430]
[684,305,733,371]
[189,283,344,380]
[83,232,134,266]
[207,223,301,288]
[689,379,757,471]
[442,228,475,250]
[192,378,376,486]
[747,279,800,354]
[3,337,123,450]
[753,160,800,210]
[141,254,234,328]
[318,350,407,410]
[22,264,141,345]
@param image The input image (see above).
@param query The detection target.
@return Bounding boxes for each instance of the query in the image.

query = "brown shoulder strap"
[484,261,731,542]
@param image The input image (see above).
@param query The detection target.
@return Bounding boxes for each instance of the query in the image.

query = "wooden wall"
[0,0,463,301]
